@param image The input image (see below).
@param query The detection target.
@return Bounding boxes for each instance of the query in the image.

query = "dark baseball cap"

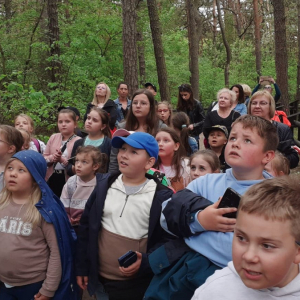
[203,125,229,139]
[144,82,157,92]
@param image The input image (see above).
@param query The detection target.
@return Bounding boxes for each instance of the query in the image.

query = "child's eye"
[83,161,87,164]
[120,146,126,151]
[200,167,205,171]
[245,139,251,144]
[237,235,246,242]
[229,137,236,141]
[190,166,196,171]
[7,166,13,170]
[262,243,275,250]
[132,150,138,154]
[19,168,26,172]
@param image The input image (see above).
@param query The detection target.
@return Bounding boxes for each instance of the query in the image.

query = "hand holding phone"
[118,250,138,268]
[217,188,241,218]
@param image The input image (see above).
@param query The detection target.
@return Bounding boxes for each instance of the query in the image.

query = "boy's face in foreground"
[117,143,154,178]
[225,123,273,179]
[233,211,300,289]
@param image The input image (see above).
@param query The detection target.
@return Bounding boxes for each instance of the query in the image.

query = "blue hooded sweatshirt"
[12,150,79,299]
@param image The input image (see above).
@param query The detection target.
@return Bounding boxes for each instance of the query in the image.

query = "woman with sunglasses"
[177,84,205,141]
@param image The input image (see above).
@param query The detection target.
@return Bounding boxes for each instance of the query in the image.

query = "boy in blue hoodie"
[144,115,279,300]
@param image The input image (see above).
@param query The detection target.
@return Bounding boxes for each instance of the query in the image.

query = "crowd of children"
[0,81,299,300]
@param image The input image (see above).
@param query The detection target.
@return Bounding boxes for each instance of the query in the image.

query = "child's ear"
[101,124,107,131]
[8,145,16,154]
[92,164,100,172]
[262,150,275,165]
[145,157,156,170]
[293,244,300,264]
[174,142,180,151]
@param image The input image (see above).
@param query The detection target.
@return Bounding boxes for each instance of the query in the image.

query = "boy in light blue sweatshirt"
[144,115,279,300]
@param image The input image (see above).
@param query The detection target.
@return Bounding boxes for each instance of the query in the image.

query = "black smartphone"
[118,250,137,268]
[68,156,76,165]
[218,187,241,218]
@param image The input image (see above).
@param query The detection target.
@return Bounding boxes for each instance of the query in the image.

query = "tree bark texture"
[216,0,231,87]
[4,0,12,33]
[271,0,289,113]
[296,0,300,104]
[253,0,262,76]
[147,0,170,101]
[121,0,139,98]
[47,0,61,83]
[137,30,146,87]
[186,0,200,100]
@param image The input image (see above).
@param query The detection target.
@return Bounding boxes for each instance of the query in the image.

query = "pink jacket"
[43,133,81,181]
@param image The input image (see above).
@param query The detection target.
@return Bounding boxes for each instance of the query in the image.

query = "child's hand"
[71,217,80,225]
[197,198,237,232]
[34,292,51,300]
[119,252,142,277]
[77,276,88,290]
[188,124,194,130]
[52,150,62,162]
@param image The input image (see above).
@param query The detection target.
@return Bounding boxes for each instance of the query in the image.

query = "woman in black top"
[177,84,205,140]
[84,82,117,130]
[203,88,240,138]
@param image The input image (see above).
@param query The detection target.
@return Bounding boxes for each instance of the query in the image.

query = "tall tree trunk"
[213,0,217,44]
[253,0,262,76]
[4,0,12,33]
[147,0,170,101]
[137,30,146,88]
[121,0,139,98]
[186,0,201,100]
[216,0,231,87]
[296,0,300,105]
[47,0,61,83]
[271,0,289,113]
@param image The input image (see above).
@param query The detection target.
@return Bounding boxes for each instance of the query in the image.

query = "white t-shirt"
[192,261,300,300]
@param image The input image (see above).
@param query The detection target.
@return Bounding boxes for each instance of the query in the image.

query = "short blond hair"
[269,150,290,176]
[238,176,300,242]
[217,88,236,105]
[231,115,279,152]
[241,84,251,97]
[249,90,276,119]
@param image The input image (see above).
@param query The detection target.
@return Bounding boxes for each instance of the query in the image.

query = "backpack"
[32,138,41,153]
[272,110,291,127]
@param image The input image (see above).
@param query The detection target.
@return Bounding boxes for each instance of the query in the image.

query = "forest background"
[0,0,299,139]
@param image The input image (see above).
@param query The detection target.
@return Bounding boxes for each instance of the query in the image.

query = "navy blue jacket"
[12,150,79,300]
[75,172,175,296]
[66,136,112,175]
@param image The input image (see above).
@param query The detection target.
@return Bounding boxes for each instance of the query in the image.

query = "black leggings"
[47,171,66,198]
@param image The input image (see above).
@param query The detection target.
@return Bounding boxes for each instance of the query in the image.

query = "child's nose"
[242,245,259,263]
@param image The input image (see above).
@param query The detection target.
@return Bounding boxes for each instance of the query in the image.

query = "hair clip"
[182,125,187,128]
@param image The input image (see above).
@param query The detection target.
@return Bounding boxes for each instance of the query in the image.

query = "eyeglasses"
[132,101,149,106]
[157,109,169,113]
[250,101,269,106]
[264,86,272,90]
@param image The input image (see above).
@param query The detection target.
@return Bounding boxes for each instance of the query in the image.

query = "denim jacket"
[114,98,131,125]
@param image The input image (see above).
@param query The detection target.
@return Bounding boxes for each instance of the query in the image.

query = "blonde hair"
[0,159,41,226]
[14,114,35,134]
[269,150,290,176]
[249,90,276,119]
[241,84,251,97]
[157,101,172,126]
[18,129,31,150]
[92,82,111,105]
[217,88,236,105]
[238,176,300,242]
[189,150,220,172]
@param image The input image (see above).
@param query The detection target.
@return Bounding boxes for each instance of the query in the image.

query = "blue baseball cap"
[112,132,159,160]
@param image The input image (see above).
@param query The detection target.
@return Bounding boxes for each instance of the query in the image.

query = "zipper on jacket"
[119,195,129,217]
